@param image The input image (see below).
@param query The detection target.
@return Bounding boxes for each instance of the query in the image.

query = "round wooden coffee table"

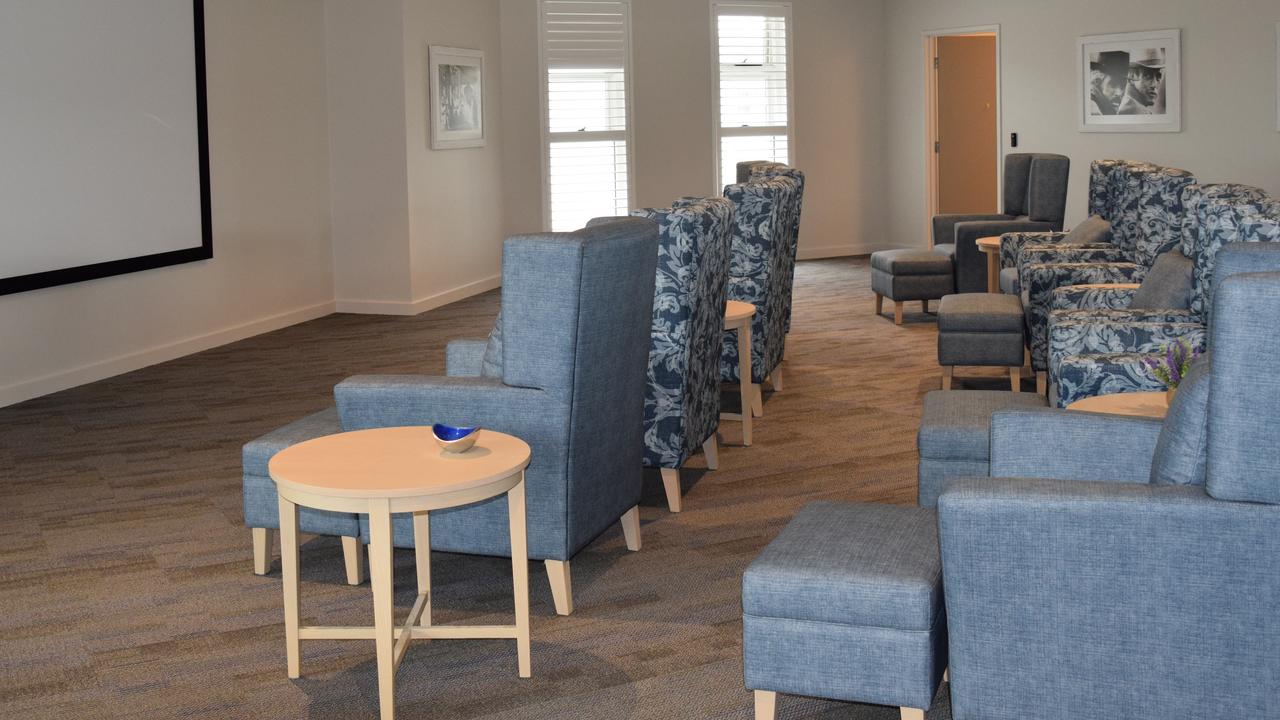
[976,236,1002,293]
[269,427,533,720]
[1066,390,1169,419]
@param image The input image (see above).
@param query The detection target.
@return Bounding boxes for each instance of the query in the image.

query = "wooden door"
[936,35,997,214]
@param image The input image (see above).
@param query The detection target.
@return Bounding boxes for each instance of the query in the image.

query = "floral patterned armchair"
[593,198,734,512]
[737,161,805,335]
[719,172,802,399]
[1049,186,1280,406]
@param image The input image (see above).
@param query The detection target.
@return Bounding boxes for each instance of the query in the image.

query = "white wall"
[500,0,888,258]
[885,0,1280,247]
[0,0,335,408]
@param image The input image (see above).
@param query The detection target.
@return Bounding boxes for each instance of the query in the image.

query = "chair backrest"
[744,162,806,333]
[618,198,733,468]
[1132,164,1196,267]
[1003,153,1069,227]
[1087,159,1123,218]
[1184,184,1280,318]
[1206,265,1280,505]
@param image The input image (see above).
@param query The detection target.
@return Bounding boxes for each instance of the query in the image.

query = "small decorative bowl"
[432,424,480,453]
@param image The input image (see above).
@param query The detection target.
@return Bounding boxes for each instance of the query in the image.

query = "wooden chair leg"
[770,366,783,392]
[545,559,573,616]
[660,468,683,513]
[754,690,777,720]
[252,527,274,575]
[703,434,720,470]
[894,301,904,325]
[750,383,764,418]
[341,535,365,586]
[900,708,924,720]
[620,505,641,551]
[941,365,953,391]
[1036,371,1047,396]
[922,298,930,314]
[1010,366,1021,393]
[875,293,884,316]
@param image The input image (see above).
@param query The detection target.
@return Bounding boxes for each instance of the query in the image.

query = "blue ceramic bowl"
[432,423,479,453]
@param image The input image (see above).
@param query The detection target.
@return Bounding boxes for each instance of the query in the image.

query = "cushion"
[742,502,941,631]
[1131,250,1193,310]
[932,243,956,261]
[481,310,503,378]
[999,266,1020,295]
[1150,355,1210,486]
[242,407,343,477]
[938,293,1023,333]
[870,249,953,276]
[1061,214,1113,246]
[919,390,1048,462]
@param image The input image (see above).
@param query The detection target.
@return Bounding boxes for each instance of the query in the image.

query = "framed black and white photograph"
[1078,28,1181,132]
[429,45,484,149]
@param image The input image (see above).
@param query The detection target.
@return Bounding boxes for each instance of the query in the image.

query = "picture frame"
[429,45,485,149]
[1077,28,1181,133]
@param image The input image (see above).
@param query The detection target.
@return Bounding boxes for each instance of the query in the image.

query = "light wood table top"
[1066,391,1169,419]
[725,299,756,324]
[976,235,1002,253]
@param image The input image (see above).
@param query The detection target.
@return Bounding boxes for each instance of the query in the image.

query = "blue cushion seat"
[871,249,955,304]
[742,501,948,712]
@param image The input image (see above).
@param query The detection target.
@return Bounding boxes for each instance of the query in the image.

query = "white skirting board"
[336,274,501,316]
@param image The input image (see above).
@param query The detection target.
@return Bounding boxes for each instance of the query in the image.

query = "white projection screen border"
[0,0,211,297]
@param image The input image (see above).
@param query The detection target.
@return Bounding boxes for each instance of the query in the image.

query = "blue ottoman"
[241,407,364,583]
[743,502,947,720]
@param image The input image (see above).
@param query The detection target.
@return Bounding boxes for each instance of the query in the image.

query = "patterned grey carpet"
[2,258,1021,718]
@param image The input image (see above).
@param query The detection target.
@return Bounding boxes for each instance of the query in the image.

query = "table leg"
[743,322,763,420]
[507,477,532,678]
[278,496,301,679]
[412,512,431,633]
[368,499,396,720]
[987,252,1000,294]
[737,321,755,445]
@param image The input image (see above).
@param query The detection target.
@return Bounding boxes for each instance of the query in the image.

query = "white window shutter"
[713,3,793,189]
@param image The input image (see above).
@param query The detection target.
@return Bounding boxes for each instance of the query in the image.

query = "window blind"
[713,3,792,189]
[541,1,632,232]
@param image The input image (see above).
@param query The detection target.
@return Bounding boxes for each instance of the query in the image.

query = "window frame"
[537,0,636,232]
[709,0,796,192]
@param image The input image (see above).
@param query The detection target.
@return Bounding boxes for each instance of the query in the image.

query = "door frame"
[923,24,1002,240]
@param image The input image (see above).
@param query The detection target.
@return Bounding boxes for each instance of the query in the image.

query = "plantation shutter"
[714,3,792,189]
[540,0,632,232]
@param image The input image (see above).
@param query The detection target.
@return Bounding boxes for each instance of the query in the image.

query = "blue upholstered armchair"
[590,198,734,513]
[933,153,1070,294]
[1048,186,1280,406]
[720,170,802,402]
[938,269,1280,719]
[1018,161,1197,381]
[333,219,659,616]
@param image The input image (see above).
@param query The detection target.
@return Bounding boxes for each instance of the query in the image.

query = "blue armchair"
[333,219,659,616]
[1049,188,1280,406]
[590,198,734,512]
[937,269,1280,719]
[720,171,802,404]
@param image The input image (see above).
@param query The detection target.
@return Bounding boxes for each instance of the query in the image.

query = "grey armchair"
[932,153,1070,293]
[333,219,659,616]
[937,269,1280,719]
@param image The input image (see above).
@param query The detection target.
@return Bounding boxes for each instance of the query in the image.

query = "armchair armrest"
[1048,284,1138,312]
[932,213,1011,247]
[334,375,557,434]
[998,231,1067,269]
[445,339,488,377]
[937,477,1280,720]
[954,219,1055,293]
[989,408,1162,482]
[1024,262,1145,371]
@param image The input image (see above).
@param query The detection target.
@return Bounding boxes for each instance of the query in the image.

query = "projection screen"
[0,0,210,296]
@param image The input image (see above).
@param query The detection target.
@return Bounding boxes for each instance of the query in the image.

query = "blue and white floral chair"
[594,198,734,512]
[737,161,806,337]
[1048,186,1280,406]
[720,171,802,408]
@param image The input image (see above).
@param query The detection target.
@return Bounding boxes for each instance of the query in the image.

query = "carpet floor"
[0,257,1024,719]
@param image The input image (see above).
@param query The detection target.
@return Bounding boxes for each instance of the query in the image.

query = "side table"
[976,236,1002,294]
[269,427,533,720]
[1066,391,1169,419]
[722,300,763,445]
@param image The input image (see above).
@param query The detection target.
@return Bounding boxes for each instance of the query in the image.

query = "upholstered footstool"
[743,502,947,720]
[937,293,1025,391]
[871,249,954,325]
[916,390,1047,507]
[242,407,365,585]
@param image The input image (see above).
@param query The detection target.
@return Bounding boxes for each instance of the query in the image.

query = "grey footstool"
[937,293,1025,391]
[744,502,947,720]
[916,390,1047,507]
[871,249,954,325]
[242,407,365,584]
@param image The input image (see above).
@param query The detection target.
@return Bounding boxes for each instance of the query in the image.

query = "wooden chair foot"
[922,298,930,314]
[660,468,683,512]
[941,365,953,391]
[900,708,924,720]
[620,505,640,551]
[1036,371,1047,396]
[754,690,777,720]
[770,366,783,392]
[1009,366,1021,393]
[252,527,274,575]
[545,560,573,616]
[703,434,719,470]
[894,301,904,325]
[875,293,884,316]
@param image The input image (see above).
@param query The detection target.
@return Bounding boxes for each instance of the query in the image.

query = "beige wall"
[500,0,888,257]
[0,0,335,407]
[885,0,1280,247]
